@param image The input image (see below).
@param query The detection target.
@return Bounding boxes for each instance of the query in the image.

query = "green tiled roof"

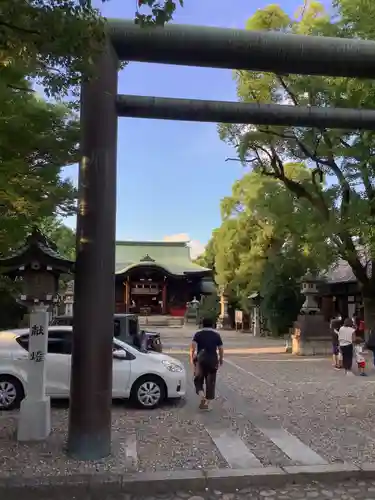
[115,240,210,276]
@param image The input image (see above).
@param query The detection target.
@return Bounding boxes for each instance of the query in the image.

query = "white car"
[0,326,186,411]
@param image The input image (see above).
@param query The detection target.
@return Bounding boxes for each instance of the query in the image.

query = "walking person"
[190,317,224,410]
[330,314,342,369]
[338,318,356,375]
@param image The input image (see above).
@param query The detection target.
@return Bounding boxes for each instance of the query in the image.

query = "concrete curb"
[1,463,375,496]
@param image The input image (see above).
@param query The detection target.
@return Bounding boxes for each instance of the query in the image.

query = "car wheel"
[0,375,24,411]
[131,375,166,409]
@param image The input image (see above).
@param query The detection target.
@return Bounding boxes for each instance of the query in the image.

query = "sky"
[61,0,310,257]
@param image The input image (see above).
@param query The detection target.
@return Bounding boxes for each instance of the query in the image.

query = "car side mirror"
[113,349,127,360]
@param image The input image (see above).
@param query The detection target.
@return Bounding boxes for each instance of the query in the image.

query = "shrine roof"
[115,240,211,276]
[0,228,74,273]
[323,259,357,283]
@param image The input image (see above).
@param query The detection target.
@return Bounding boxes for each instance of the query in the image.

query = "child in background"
[354,338,367,376]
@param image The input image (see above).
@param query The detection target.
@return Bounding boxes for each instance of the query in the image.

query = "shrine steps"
[138,315,184,328]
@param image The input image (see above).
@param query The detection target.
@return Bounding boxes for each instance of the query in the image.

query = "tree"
[39,218,76,260]
[0,0,183,249]
[259,253,305,336]
[0,83,78,256]
[218,0,375,331]
[194,238,216,270]
[199,166,333,334]
[199,294,220,324]
[210,168,330,307]
[1,1,183,101]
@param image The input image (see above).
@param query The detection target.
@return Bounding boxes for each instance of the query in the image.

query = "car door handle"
[15,356,28,360]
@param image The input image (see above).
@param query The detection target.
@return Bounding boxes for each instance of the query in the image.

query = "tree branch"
[0,21,40,36]
[276,75,299,105]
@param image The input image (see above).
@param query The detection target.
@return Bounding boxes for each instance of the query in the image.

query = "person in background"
[353,336,367,376]
[354,312,365,342]
[190,317,223,410]
[330,314,342,369]
[338,317,356,375]
[366,327,375,367]
[358,318,365,340]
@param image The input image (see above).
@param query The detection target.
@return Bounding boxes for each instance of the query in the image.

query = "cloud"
[163,233,205,260]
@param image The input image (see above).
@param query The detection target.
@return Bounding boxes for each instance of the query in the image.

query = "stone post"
[253,307,261,337]
[218,288,231,329]
[17,303,51,441]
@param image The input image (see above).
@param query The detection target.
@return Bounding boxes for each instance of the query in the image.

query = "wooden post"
[67,38,118,461]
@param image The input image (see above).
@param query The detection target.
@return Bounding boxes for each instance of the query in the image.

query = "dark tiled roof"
[0,228,74,271]
[323,259,357,283]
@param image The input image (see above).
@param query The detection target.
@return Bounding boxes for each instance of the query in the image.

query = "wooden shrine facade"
[114,240,215,316]
[318,259,362,321]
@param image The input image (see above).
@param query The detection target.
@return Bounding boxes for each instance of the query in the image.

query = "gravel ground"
[2,347,375,477]
[219,354,375,465]
[133,407,227,471]
[0,397,225,477]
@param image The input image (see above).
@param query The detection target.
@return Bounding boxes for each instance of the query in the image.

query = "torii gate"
[68,19,375,459]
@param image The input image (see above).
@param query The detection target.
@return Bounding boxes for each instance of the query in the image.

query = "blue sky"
[62,0,309,252]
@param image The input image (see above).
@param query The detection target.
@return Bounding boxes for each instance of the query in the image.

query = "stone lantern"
[0,228,74,441]
[291,270,331,356]
[300,271,320,314]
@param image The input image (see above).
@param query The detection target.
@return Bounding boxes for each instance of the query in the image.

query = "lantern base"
[17,396,51,441]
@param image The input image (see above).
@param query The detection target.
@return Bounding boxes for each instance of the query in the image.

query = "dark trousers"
[193,361,217,400]
[340,344,353,371]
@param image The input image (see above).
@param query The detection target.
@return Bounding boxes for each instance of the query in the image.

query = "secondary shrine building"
[114,241,215,316]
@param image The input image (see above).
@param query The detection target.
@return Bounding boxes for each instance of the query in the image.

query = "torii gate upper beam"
[108,19,375,79]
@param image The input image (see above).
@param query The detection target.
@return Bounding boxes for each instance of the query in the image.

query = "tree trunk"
[363,294,375,339]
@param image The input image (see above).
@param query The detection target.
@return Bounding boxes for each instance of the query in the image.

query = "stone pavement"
[5,479,375,499]
[131,481,375,500]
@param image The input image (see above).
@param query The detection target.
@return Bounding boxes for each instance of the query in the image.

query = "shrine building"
[114,240,215,316]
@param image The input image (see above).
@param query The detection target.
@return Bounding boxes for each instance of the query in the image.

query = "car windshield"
[114,338,147,354]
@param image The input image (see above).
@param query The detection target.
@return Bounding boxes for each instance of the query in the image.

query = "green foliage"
[260,256,304,336]
[0,286,27,330]
[194,238,216,271]
[207,168,332,311]
[39,218,76,260]
[0,85,77,256]
[218,0,375,327]
[199,294,220,324]
[136,0,184,26]
[1,1,182,101]
[0,0,183,254]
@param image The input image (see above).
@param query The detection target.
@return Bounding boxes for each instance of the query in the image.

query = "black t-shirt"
[193,328,223,359]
